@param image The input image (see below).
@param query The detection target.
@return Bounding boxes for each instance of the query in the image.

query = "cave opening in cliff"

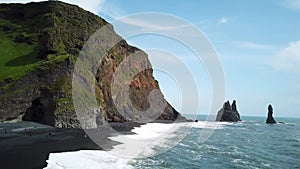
[22,97,56,126]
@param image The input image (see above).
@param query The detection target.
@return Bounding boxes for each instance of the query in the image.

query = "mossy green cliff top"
[0,1,186,128]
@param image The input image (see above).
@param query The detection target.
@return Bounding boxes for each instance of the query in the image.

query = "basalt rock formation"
[266,105,276,124]
[0,1,186,128]
[216,100,241,122]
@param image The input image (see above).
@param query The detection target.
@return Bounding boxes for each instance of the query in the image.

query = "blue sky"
[2,0,299,117]
[98,0,300,118]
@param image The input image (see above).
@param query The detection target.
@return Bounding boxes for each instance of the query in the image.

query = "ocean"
[44,116,300,169]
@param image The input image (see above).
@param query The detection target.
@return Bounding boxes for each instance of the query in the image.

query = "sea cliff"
[0,1,185,128]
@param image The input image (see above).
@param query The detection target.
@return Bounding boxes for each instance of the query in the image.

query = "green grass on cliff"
[0,30,41,82]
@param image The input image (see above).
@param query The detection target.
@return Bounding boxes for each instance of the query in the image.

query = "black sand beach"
[0,122,142,169]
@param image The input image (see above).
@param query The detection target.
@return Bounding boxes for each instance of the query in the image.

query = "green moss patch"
[0,30,42,82]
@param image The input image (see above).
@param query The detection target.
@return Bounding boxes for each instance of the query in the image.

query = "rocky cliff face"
[216,100,241,122]
[0,1,185,128]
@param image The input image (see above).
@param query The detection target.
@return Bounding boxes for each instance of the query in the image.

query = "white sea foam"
[45,150,133,169]
[262,162,271,167]
[0,121,51,132]
[45,122,189,169]
[45,121,235,168]
[11,126,36,132]
[107,122,189,158]
[232,158,242,163]
[191,121,232,130]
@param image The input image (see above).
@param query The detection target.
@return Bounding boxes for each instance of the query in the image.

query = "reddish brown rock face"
[96,41,180,122]
[0,1,186,128]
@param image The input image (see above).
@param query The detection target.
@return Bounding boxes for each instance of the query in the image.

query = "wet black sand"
[0,122,142,169]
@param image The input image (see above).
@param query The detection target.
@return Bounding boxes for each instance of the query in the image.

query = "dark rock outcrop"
[266,104,276,124]
[0,1,186,128]
[216,100,241,122]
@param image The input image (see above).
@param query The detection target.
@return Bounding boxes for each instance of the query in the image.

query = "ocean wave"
[231,158,251,165]
[178,142,190,148]
[204,144,219,151]
[11,126,36,132]
[191,121,232,129]
[0,121,51,132]
[109,122,190,157]
[284,122,296,126]
[46,150,133,169]
[45,122,189,169]
[44,119,300,168]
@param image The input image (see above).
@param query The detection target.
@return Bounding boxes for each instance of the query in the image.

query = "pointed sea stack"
[216,100,241,122]
[266,105,276,124]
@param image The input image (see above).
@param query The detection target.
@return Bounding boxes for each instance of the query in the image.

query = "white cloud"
[273,40,300,73]
[96,1,125,19]
[237,41,273,50]
[218,17,228,24]
[0,0,106,15]
[280,0,300,11]
[120,17,189,31]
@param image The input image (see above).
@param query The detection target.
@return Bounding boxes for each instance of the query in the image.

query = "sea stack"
[216,100,241,122]
[266,105,276,124]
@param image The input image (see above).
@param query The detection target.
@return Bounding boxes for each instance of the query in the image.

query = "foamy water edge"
[45,121,227,169]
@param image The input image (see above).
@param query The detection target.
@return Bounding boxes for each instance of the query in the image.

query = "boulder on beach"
[216,100,241,122]
[266,105,276,124]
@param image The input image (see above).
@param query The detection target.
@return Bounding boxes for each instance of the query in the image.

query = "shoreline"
[0,121,143,169]
[0,120,181,169]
